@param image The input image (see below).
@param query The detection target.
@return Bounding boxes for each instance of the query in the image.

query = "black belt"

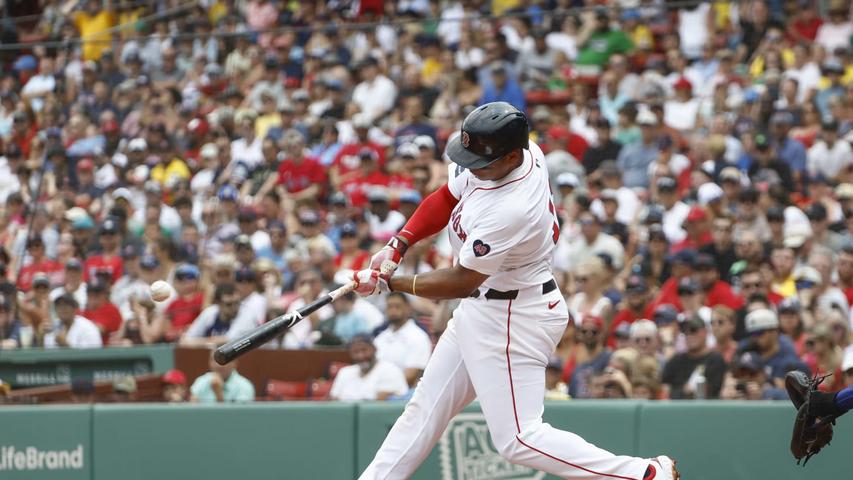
[470,279,557,300]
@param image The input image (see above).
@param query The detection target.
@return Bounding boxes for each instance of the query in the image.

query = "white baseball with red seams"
[359,141,655,480]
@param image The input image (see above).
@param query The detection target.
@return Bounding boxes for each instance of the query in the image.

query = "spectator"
[544,356,570,400]
[630,319,661,361]
[81,280,122,344]
[282,269,334,349]
[661,315,727,399]
[44,294,102,348]
[740,308,808,384]
[329,334,408,401]
[181,283,242,347]
[802,323,845,392]
[373,292,432,388]
[163,264,204,341]
[567,257,614,326]
[479,62,526,112]
[190,352,255,403]
[607,276,650,347]
[710,306,739,364]
[352,57,398,123]
[564,314,612,398]
[616,109,660,189]
[720,351,787,400]
[556,211,624,279]
[161,369,188,403]
[581,118,622,175]
[0,296,21,349]
[808,119,851,181]
[316,289,371,345]
[575,9,633,72]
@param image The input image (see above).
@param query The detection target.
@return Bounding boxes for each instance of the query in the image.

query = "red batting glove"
[352,269,386,296]
[369,236,408,277]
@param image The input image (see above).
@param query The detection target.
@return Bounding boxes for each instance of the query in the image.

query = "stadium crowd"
[0,0,853,402]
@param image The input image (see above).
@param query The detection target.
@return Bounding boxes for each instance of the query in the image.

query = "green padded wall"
[91,403,356,480]
[0,406,92,480]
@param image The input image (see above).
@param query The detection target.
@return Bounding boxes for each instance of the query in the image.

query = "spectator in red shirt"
[17,236,64,292]
[335,222,369,271]
[546,125,589,163]
[648,249,697,314]
[837,245,853,305]
[671,206,713,253]
[331,113,385,188]
[788,4,823,44]
[695,253,745,310]
[164,263,204,341]
[81,280,122,344]
[340,149,390,208]
[83,217,123,284]
[607,275,650,348]
[276,129,326,202]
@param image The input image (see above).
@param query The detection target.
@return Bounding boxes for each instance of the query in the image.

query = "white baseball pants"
[359,283,651,480]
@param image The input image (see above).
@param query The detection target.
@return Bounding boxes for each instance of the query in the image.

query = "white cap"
[414,135,436,150]
[128,138,147,152]
[636,109,658,126]
[793,266,822,285]
[131,164,149,183]
[111,152,128,168]
[200,143,219,159]
[629,319,658,338]
[697,182,724,206]
[556,172,580,188]
[745,308,779,333]
[842,349,853,372]
[63,206,88,222]
[111,187,132,202]
[352,113,371,128]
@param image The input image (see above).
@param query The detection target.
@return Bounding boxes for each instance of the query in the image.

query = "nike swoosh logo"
[548,300,560,310]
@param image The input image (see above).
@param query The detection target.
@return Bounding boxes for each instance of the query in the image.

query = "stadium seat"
[308,380,332,400]
[265,380,308,400]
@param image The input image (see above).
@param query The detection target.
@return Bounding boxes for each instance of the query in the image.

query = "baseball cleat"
[645,456,680,480]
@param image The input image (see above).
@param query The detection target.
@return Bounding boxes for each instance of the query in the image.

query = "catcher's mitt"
[785,371,837,466]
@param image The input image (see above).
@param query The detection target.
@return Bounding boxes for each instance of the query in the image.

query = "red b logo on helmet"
[461,131,470,148]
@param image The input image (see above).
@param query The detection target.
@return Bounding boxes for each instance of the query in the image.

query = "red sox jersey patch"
[472,239,491,257]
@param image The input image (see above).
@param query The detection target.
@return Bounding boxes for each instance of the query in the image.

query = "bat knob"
[213,348,229,365]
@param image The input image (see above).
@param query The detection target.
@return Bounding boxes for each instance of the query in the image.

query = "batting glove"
[352,269,389,296]
[369,236,408,277]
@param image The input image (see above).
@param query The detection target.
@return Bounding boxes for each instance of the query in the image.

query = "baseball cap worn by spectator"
[679,314,705,334]
[140,255,160,270]
[794,266,822,290]
[697,183,724,206]
[162,369,187,386]
[175,264,200,281]
[557,172,580,189]
[734,351,764,373]
[630,319,658,339]
[32,272,50,289]
[625,275,648,294]
[778,297,801,313]
[745,309,779,335]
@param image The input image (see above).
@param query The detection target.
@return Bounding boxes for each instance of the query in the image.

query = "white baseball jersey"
[361,141,656,480]
[446,140,559,291]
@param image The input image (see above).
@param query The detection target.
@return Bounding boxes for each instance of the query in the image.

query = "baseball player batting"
[351,102,680,480]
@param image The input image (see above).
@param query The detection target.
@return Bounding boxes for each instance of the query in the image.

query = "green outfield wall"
[0,401,848,479]
[0,345,174,388]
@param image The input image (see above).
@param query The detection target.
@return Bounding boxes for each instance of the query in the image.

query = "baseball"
[149,280,173,302]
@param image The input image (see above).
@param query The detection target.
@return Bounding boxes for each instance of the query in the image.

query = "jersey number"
[547,200,559,244]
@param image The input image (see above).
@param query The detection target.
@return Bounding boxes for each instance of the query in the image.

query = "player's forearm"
[389,266,486,300]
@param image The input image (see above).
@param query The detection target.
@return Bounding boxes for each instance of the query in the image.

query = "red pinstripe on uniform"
[503,299,642,480]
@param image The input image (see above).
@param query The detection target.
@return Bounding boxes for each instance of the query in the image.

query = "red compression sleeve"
[397,184,458,246]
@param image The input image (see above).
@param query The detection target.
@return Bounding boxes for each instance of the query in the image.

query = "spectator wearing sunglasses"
[181,283,242,347]
[802,323,845,392]
[739,308,808,387]
[565,314,612,399]
[661,314,726,399]
[162,264,204,341]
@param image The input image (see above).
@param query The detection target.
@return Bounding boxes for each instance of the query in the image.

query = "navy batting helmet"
[445,102,529,169]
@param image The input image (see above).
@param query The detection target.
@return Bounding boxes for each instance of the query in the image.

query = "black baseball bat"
[214,282,356,365]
